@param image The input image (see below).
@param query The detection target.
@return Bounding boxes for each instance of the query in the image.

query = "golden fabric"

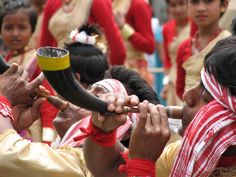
[156,140,181,177]
[166,23,190,106]
[183,30,231,92]
[112,0,131,15]
[120,23,135,40]
[48,0,93,47]
[0,129,92,177]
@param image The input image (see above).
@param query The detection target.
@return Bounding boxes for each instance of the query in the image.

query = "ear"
[220,0,228,13]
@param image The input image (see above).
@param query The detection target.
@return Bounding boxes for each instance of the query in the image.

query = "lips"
[196,15,208,20]
[10,39,21,45]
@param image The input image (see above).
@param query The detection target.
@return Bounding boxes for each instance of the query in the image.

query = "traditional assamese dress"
[176,30,231,99]
[112,0,155,85]
[40,0,126,65]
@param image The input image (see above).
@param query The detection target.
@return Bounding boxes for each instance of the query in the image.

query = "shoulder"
[163,20,175,32]
[131,0,150,9]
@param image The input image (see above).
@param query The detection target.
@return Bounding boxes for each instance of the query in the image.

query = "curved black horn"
[36,47,108,114]
[0,55,10,73]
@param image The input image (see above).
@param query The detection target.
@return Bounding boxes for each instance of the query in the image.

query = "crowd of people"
[0,0,236,176]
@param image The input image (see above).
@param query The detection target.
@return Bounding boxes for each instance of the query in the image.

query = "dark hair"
[64,24,108,85]
[0,0,37,33]
[104,66,160,104]
[231,16,236,36]
[204,36,236,96]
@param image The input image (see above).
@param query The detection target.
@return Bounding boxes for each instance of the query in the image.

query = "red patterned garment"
[171,69,236,177]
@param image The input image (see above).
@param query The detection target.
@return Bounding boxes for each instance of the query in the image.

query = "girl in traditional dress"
[176,0,231,99]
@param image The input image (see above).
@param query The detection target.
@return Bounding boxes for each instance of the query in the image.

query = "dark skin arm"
[84,93,170,177]
[0,63,46,132]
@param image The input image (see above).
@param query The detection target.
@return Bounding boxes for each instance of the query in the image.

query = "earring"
[220,7,225,14]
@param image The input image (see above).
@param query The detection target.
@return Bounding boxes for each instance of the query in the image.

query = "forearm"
[0,130,89,177]
[84,137,126,177]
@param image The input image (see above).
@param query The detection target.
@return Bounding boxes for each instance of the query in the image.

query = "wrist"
[119,151,156,177]
[120,23,135,40]
[73,116,117,147]
[0,96,13,121]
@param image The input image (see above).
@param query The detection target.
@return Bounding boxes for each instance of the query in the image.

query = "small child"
[176,0,231,99]
[0,0,58,143]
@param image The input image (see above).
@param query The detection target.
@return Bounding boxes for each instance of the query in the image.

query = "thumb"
[27,72,45,90]
[31,97,45,121]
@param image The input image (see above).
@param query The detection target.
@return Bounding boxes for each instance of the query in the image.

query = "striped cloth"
[54,79,138,148]
[170,69,236,177]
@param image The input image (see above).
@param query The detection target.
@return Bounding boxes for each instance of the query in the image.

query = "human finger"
[136,101,149,131]
[3,63,18,75]
[115,95,126,113]
[148,103,160,130]
[156,104,169,129]
[27,72,45,90]
[126,94,139,106]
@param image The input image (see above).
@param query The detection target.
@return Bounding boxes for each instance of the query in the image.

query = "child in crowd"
[161,0,191,106]
[176,0,230,99]
[0,0,58,143]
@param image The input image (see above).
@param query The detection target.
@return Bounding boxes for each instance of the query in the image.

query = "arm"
[39,0,61,47]
[162,23,172,72]
[0,65,90,177]
[84,93,170,177]
[176,39,191,99]
[90,0,126,65]
[123,1,155,54]
[0,129,90,177]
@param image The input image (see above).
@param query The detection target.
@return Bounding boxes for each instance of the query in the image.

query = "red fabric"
[119,151,156,177]
[73,116,117,147]
[40,0,126,65]
[175,38,192,99]
[190,20,198,37]
[171,69,236,177]
[125,0,155,54]
[162,20,177,69]
[33,67,58,131]
[0,96,13,121]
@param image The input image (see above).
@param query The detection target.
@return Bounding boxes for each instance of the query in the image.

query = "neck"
[176,18,188,27]
[198,23,220,38]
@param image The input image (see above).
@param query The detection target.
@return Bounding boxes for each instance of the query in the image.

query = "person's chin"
[178,125,184,137]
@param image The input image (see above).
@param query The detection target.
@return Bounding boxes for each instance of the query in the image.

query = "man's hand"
[129,101,170,162]
[53,101,91,138]
[92,93,139,133]
[0,63,44,107]
[12,97,45,132]
[114,11,126,28]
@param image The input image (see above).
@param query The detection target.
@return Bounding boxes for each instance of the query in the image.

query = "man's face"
[179,82,213,135]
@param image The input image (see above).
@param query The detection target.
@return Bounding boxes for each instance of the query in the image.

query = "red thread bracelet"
[119,151,156,177]
[73,116,117,147]
[0,96,13,121]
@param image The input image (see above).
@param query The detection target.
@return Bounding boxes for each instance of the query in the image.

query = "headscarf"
[170,69,236,177]
[55,79,138,148]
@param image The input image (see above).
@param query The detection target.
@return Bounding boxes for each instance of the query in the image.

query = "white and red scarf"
[170,69,236,177]
[54,79,138,148]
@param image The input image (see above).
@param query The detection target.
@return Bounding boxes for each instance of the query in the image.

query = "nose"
[12,28,19,37]
[196,1,207,12]
[182,86,197,107]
